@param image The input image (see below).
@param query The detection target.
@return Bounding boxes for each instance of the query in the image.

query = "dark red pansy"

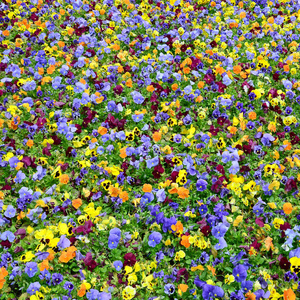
[279,257,291,270]
[1,240,11,248]
[250,239,261,250]
[124,253,136,267]
[285,179,297,192]
[171,171,179,182]
[14,228,26,240]
[113,85,123,95]
[200,225,211,237]
[243,144,252,154]
[42,143,52,156]
[51,135,61,145]
[176,268,189,282]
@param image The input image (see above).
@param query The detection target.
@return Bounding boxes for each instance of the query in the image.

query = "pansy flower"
[148,232,162,247]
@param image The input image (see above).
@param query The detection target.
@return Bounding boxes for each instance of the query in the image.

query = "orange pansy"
[153,131,162,142]
[181,235,190,248]
[72,198,82,209]
[142,184,152,193]
[283,202,293,215]
[177,187,189,199]
[59,174,69,184]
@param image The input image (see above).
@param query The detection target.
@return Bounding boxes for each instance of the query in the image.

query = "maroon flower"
[75,124,82,133]
[279,257,291,270]
[240,166,251,173]
[36,118,47,129]
[216,165,225,175]
[84,252,98,271]
[280,222,291,231]
[113,85,123,95]
[285,178,297,192]
[70,237,76,245]
[276,132,285,139]
[152,164,164,179]
[66,147,74,158]
[203,73,215,84]
[290,132,300,145]
[171,171,179,182]
[273,73,279,81]
[176,268,189,282]
[211,196,219,203]
[210,40,217,48]
[14,228,26,240]
[14,246,24,253]
[216,81,226,93]
[42,143,52,156]
[262,102,269,112]
[1,240,11,248]
[250,239,261,250]
[59,163,69,172]
[51,135,62,145]
[21,156,36,168]
[30,13,39,21]
[211,178,223,193]
[209,125,220,136]
[200,225,211,237]
[73,220,94,235]
[243,144,252,154]
[255,218,264,228]
[217,117,227,127]
[124,253,136,267]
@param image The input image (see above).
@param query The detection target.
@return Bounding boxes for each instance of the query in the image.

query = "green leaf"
[224,267,232,273]
[19,293,29,300]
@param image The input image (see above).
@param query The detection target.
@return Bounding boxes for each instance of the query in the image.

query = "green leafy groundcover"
[1,0,300,299]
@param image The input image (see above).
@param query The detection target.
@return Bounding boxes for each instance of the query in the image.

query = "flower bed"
[0,0,300,299]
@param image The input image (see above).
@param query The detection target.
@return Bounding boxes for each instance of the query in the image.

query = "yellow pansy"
[273,218,284,229]
[290,257,300,273]
[175,250,186,261]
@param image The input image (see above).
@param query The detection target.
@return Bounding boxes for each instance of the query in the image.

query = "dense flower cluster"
[0,0,300,299]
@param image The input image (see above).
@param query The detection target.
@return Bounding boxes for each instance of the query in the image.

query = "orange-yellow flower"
[153,131,162,142]
[181,235,191,248]
[26,139,34,148]
[78,283,87,297]
[171,221,183,234]
[284,288,296,300]
[72,198,82,209]
[197,81,205,89]
[283,140,292,151]
[59,174,69,184]
[59,246,77,263]
[177,187,189,199]
[183,67,190,74]
[40,259,50,271]
[239,12,246,19]
[125,78,133,87]
[228,126,238,135]
[283,203,293,215]
[248,111,256,120]
[98,127,107,135]
[119,191,129,202]
[109,185,120,197]
[120,147,127,159]
[171,83,178,91]
[0,267,8,289]
[146,85,155,92]
[2,30,9,37]
[178,284,188,296]
[142,184,152,193]
[233,65,242,74]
